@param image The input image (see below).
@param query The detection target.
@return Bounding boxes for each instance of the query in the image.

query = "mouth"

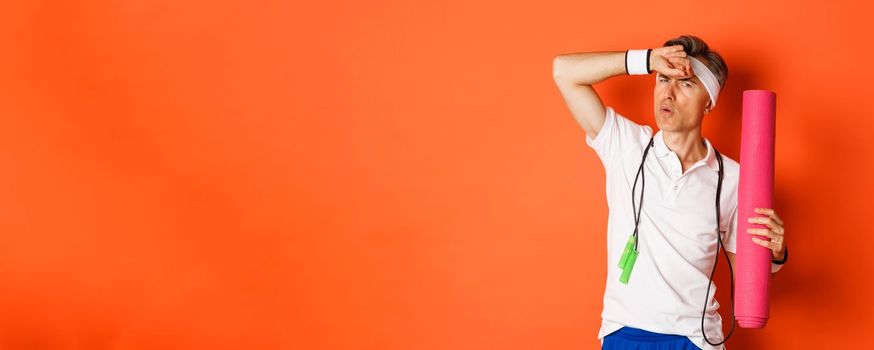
[660,105,674,114]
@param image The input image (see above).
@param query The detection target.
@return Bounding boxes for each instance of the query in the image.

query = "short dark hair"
[663,35,728,91]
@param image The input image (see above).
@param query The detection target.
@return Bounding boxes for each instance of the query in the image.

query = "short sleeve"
[585,106,651,170]
[723,202,738,253]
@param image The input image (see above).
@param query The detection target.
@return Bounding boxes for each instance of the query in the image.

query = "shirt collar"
[653,130,719,172]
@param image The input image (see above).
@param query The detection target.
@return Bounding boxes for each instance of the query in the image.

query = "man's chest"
[606,153,723,238]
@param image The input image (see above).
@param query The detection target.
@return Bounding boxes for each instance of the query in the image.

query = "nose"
[663,82,677,101]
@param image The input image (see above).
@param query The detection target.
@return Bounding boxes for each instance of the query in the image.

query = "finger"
[746,228,776,239]
[747,216,782,233]
[752,237,779,250]
[747,228,783,243]
[755,208,784,226]
[754,208,784,226]
[661,62,682,75]
[762,219,782,234]
[667,58,690,74]
[668,57,691,72]
[666,51,687,58]
[659,46,683,56]
[751,231,784,246]
[668,68,687,77]
[748,228,783,244]
[668,56,690,64]
[763,208,783,226]
[770,228,784,238]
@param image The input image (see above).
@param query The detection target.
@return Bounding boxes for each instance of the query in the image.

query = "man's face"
[653,71,712,132]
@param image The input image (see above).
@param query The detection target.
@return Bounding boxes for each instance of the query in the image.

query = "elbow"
[552,55,566,82]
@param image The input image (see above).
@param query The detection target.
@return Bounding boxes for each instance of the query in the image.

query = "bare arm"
[551,52,626,140]
[552,45,691,140]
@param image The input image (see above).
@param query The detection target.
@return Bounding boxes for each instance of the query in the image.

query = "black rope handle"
[702,148,735,347]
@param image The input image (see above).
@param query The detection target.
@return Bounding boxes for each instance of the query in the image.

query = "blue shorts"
[602,327,701,350]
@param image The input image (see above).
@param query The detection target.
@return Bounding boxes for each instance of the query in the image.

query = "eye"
[682,81,693,88]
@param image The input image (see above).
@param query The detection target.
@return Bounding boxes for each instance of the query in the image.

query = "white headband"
[688,56,720,108]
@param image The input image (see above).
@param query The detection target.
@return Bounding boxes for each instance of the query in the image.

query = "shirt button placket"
[666,184,678,204]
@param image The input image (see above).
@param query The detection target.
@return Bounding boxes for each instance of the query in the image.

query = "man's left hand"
[747,207,786,261]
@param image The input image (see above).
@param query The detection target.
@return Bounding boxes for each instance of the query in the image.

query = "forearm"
[552,51,629,86]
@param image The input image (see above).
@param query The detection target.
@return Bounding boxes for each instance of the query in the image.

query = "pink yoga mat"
[736,90,777,328]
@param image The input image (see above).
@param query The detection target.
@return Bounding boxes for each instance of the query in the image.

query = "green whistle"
[619,248,638,284]
[618,235,637,269]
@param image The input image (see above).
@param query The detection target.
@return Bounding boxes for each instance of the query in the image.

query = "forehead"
[656,72,702,84]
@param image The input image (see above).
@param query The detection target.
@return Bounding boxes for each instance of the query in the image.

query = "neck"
[662,129,707,163]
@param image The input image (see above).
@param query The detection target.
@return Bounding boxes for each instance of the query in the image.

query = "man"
[551,35,788,350]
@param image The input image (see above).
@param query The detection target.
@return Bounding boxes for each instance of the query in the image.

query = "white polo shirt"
[585,106,741,350]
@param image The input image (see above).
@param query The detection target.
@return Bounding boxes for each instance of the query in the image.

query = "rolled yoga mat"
[736,89,777,328]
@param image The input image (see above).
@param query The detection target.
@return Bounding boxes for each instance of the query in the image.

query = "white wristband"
[626,49,651,75]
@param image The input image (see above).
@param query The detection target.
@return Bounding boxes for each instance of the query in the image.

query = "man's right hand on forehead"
[650,45,692,79]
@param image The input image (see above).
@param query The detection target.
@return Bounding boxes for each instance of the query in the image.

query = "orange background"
[1,0,872,349]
